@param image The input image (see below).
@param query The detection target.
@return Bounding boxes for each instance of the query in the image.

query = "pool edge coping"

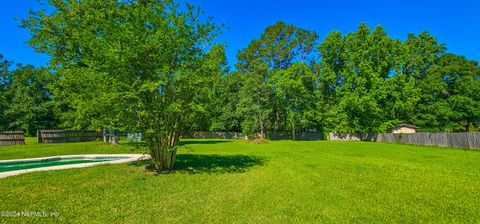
[0,154,151,179]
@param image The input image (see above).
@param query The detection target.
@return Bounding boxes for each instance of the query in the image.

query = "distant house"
[391,124,419,134]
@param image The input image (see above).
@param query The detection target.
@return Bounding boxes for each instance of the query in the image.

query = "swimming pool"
[0,154,150,178]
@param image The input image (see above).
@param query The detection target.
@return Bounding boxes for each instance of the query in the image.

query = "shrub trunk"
[148,133,180,173]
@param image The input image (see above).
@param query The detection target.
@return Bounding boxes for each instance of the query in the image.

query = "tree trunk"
[111,136,119,145]
[151,148,177,173]
[274,110,280,131]
[291,120,296,140]
[162,148,176,172]
[149,133,179,173]
[102,129,107,143]
[259,119,265,139]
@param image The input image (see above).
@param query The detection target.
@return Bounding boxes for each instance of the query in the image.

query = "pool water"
[0,157,121,173]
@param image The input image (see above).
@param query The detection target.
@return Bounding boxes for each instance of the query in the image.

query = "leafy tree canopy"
[22,0,224,171]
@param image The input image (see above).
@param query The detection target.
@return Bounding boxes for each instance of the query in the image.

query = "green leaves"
[0,64,59,135]
[22,0,224,153]
[234,22,319,137]
[238,21,476,135]
[421,54,480,131]
[318,24,401,134]
[17,2,480,143]
[207,22,479,137]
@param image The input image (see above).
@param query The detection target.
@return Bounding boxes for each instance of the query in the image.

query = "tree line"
[207,22,480,137]
[1,21,479,138]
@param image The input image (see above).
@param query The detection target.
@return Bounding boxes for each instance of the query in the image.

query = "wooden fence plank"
[38,130,98,143]
[376,132,480,150]
[0,131,25,146]
[185,131,324,140]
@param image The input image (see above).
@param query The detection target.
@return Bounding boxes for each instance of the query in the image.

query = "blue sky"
[1,0,478,68]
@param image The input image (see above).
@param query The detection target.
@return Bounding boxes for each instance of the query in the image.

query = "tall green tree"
[209,71,243,132]
[319,24,400,134]
[0,55,12,131]
[399,32,446,130]
[236,21,318,137]
[23,0,223,171]
[273,62,318,139]
[3,65,59,136]
[317,24,451,134]
[188,44,229,132]
[237,60,271,137]
[425,54,480,131]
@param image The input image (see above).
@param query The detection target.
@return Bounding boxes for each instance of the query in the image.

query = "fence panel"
[399,134,409,144]
[378,133,399,143]
[328,133,363,141]
[430,133,448,147]
[376,132,479,150]
[267,132,323,140]
[267,132,291,140]
[469,133,480,149]
[0,131,25,146]
[39,130,65,143]
[38,130,98,143]
[186,132,245,139]
[328,133,377,141]
[186,132,323,140]
[296,132,324,141]
[447,133,470,149]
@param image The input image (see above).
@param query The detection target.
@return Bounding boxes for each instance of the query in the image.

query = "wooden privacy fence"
[185,132,324,140]
[38,130,99,143]
[267,132,324,140]
[185,132,246,139]
[0,131,25,146]
[376,132,480,150]
[328,133,377,141]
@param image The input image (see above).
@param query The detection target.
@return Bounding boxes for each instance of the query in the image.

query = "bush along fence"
[376,132,480,150]
[0,131,25,146]
[37,130,99,143]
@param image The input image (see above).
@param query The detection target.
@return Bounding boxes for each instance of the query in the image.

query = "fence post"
[37,130,41,143]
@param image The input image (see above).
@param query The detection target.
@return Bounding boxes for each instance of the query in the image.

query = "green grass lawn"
[1,139,479,223]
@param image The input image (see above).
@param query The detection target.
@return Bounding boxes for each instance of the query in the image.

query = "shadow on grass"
[177,140,231,146]
[131,154,265,174]
[175,154,265,174]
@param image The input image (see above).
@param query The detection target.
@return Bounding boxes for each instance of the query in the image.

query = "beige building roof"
[391,124,419,134]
